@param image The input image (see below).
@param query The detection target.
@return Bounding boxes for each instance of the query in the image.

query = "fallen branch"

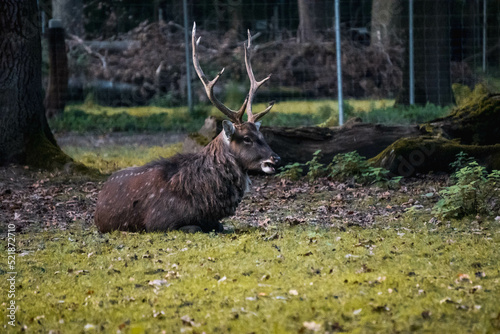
[68,34,108,70]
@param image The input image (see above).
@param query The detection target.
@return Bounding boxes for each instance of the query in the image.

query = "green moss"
[452,83,473,106]
[370,137,500,175]
[187,132,211,146]
[22,131,99,177]
[449,86,497,120]
[24,131,71,168]
[63,143,183,174]
[4,223,500,333]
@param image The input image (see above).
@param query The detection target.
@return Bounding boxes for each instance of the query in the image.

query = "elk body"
[94,24,280,233]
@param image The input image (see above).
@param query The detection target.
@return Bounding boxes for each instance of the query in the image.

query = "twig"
[68,34,107,69]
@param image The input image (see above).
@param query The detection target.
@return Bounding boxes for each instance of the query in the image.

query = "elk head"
[192,23,280,173]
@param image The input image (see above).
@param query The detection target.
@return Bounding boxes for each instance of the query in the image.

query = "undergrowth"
[3,224,499,333]
[278,150,402,188]
[433,152,500,218]
[350,103,451,125]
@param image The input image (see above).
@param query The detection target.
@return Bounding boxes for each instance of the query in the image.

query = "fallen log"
[369,137,500,176]
[427,92,500,145]
[184,118,422,166]
[261,120,422,165]
[184,88,500,176]
[372,88,500,175]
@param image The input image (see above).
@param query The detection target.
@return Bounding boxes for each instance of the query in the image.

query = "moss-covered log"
[261,121,422,166]
[184,117,423,166]
[370,87,500,176]
[370,137,500,176]
[426,88,500,145]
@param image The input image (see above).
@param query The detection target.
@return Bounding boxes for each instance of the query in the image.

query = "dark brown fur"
[94,122,279,233]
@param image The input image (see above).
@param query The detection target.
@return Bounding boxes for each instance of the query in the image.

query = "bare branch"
[68,34,107,69]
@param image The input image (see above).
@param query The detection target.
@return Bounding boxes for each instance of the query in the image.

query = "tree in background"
[0,0,72,168]
[370,0,401,47]
[396,0,454,106]
[297,0,316,42]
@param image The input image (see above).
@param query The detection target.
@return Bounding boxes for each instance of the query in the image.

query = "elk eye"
[243,136,252,144]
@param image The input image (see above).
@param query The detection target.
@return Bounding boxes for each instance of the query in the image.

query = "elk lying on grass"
[94,24,280,233]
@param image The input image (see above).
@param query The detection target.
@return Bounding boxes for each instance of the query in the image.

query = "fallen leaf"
[302,321,321,332]
[180,315,200,327]
[148,279,170,287]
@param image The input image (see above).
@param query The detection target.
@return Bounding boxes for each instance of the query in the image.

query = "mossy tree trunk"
[0,0,72,168]
[396,0,454,106]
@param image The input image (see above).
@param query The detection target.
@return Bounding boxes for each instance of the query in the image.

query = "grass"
[352,103,451,125]
[51,99,399,133]
[62,143,183,174]
[51,99,453,134]
[4,136,500,333]
[3,221,500,333]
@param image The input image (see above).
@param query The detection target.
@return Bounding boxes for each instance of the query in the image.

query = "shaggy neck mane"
[202,133,239,167]
[164,132,248,216]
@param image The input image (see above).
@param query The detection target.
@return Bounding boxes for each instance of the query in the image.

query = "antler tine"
[244,29,273,123]
[192,22,243,124]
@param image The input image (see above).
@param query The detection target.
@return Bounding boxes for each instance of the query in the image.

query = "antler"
[192,22,246,124]
[244,30,274,123]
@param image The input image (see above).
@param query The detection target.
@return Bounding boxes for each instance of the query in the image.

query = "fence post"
[335,0,343,126]
[483,0,487,72]
[44,19,68,119]
[183,0,193,114]
[409,0,415,105]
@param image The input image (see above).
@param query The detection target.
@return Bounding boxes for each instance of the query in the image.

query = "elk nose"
[271,154,281,166]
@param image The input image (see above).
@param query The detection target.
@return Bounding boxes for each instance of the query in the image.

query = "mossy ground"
[3,99,500,333]
[2,218,500,333]
[62,143,183,174]
[1,155,500,333]
[54,99,395,132]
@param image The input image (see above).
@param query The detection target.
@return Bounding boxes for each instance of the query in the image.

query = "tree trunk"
[396,0,454,106]
[427,91,500,146]
[214,0,243,34]
[0,0,72,168]
[297,0,317,42]
[370,0,401,47]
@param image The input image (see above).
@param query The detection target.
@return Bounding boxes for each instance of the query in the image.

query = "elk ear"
[254,121,262,131]
[222,120,235,141]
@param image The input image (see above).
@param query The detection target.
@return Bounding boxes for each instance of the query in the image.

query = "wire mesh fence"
[40,0,500,113]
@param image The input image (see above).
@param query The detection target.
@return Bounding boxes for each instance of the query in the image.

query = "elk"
[94,23,280,233]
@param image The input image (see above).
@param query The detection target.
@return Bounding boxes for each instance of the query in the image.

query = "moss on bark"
[372,86,500,176]
[24,130,97,175]
[425,85,500,145]
[370,136,500,176]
